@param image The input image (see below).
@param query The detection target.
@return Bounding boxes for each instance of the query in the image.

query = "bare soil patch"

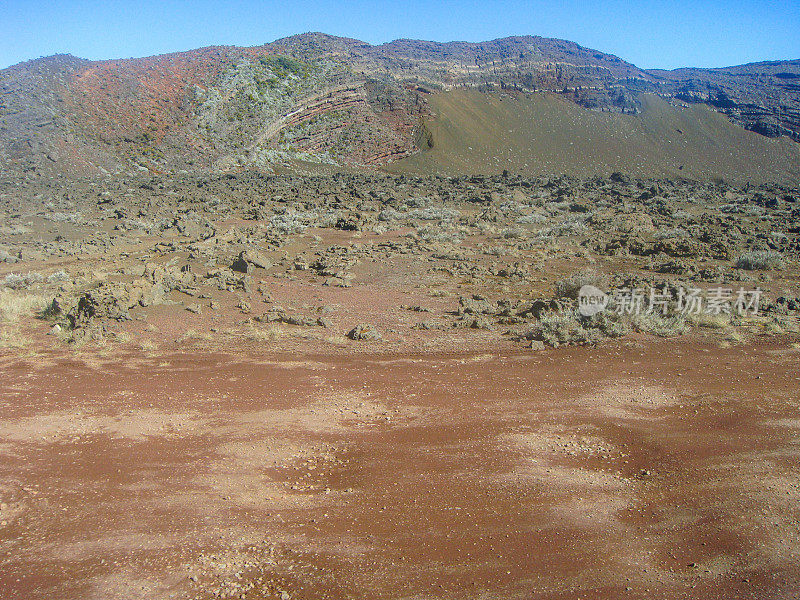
[1,338,799,599]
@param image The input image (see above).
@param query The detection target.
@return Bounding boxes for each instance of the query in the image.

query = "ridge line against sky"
[1,0,798,71]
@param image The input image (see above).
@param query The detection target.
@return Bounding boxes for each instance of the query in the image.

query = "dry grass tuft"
[0,326,30,349]
[0,290,49,323]
[688,312,732,329]
[241,323,286,342]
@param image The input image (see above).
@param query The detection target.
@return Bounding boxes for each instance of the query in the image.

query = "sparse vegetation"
[630,312,689,337]
[555,269,609,299]
[527,307,690,347]
[0,169,796,355]
[589,311,631,338]
[0,327,30,349]
[516,212,548,224]
[43,211,82,223]
[688,312,732,329]
[735,250,784,271]
[2,272,44,289]
[0,289,49,322]
[47,270,70,283]
[0,289,49,350]
[530,311,596,346]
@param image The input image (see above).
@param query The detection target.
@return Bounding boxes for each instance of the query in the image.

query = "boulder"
[347,324,382,341]
[232,249,272,273]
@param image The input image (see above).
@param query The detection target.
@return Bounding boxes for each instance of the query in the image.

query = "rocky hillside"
[0,33,798,178]
[649,60,800,140]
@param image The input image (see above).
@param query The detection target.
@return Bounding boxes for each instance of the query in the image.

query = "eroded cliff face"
[649,60,800,142]
[0,33,797,178]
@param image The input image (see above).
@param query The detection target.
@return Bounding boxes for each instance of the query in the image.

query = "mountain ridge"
[1,33,798,180]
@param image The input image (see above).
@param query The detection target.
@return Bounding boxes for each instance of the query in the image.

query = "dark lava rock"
[347,323,382,341]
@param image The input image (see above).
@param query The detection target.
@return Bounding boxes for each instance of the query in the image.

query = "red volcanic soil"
[1,338,799,599]
[64,47,235,146]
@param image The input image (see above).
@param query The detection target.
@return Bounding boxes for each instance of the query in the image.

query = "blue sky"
[1,0,798,70]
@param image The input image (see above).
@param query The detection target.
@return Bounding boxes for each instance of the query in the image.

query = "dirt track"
[1,337,799,599]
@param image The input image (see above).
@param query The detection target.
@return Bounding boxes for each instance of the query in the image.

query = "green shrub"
[591,311,631,338]
[533,311,598,346]
[260,55,309,77]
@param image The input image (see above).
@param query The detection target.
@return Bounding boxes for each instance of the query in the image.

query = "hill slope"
[392,90,800,183]
[0,33,798,181]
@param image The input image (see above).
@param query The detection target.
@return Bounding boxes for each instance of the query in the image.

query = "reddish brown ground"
[1,337,799,600]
